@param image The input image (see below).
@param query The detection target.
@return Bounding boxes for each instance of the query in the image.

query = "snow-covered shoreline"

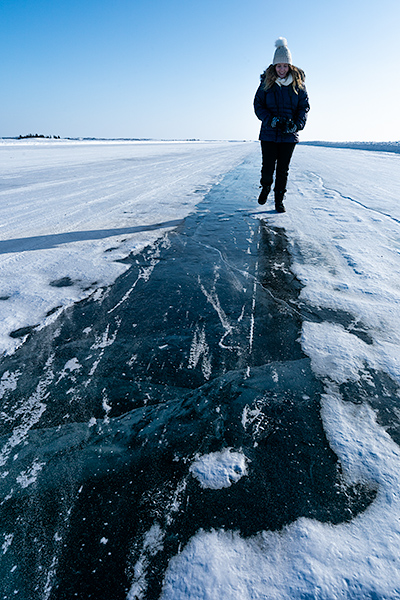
[0,138,253,147]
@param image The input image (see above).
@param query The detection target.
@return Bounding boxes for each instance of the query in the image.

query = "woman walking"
[254,38,310,212]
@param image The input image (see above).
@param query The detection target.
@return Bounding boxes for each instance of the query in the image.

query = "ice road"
[0,141,400,599]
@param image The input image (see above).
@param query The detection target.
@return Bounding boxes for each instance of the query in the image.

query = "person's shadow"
[0,219,183,254]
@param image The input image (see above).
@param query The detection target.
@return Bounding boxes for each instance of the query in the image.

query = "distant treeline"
[18,134,61,139]
[300,140,400,155]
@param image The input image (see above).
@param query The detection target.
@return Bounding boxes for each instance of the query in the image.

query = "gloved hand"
[286,120,297,134]
[271,117,297,133]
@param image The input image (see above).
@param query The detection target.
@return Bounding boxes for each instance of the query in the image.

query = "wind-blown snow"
[189,448,248,489]
[286,146,400,388]
[127,523,165,600]
[0,139,252,356]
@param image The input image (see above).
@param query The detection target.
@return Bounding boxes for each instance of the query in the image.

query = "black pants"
[260,141,296,195]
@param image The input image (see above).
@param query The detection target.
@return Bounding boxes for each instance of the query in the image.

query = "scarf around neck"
[275,73,293,87]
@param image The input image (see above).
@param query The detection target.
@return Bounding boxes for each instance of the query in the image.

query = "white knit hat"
[273,37,292,65]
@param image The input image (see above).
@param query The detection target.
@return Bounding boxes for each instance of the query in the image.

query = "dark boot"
[258,185,271,205]
[274,191,286,213]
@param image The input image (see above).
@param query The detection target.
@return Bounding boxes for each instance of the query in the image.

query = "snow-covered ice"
[0,139,252,355]
[159,145,400,599]
[190,448,248,489]
[161,393,400,600]
[287,147,400,388]
[1,140,400,599]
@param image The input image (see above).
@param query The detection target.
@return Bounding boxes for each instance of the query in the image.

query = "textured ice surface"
[0,144,400,599]
[0,139,252,355]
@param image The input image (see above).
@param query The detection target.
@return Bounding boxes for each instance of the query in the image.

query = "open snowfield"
[1,139,400,599]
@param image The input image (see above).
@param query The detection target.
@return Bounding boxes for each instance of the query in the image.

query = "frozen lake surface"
[0,141,400,599]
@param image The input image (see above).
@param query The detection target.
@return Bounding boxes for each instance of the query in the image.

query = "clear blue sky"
[1,0,399,141]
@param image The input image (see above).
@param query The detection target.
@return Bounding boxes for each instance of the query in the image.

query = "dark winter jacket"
[254,77,310,143]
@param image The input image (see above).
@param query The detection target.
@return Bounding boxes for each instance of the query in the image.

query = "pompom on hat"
[273,37,292,65]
